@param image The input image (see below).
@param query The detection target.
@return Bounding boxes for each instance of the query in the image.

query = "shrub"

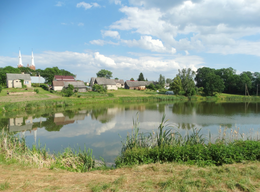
[62,84,74,97]
[92,84,107,94]
[40,84,49,91]
[108,93,114,97]
[34,89,39,94]
[146,83,155,90]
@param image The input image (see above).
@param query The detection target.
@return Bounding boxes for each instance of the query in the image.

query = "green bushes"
[115,140,260,167]
[34,89,39,94]
[40,84,49,91]
[92,84,107,94]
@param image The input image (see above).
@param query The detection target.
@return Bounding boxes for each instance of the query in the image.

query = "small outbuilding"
[94,78,118,90]
[124,81,154,90]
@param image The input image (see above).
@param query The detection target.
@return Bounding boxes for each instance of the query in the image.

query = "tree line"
[169,67,260,96]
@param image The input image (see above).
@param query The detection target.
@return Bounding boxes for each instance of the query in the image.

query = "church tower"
[29,51,36,70]
[17,50,23,68]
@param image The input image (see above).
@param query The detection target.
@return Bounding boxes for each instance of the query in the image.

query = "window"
[24,81,29,84]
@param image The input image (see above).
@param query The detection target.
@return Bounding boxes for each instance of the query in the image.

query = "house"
[6,73,32,88]
[52,81,64,91]
[64,81,87,92]
[90,77,96,87]
[115,79,125,88]
[125,81,154,90]
[54,75,76,81]
[94,78,118,90]
[31,76,46,84]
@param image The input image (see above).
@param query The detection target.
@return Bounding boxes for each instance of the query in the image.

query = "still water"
[2,101,260,162]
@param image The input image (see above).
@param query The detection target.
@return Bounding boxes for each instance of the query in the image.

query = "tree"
[166,78,172,84]
[146,83,155,90]
[96,69,112,79]
[130,78,134,81]
[203,73,225,96]
[137,72,145,81]
[195,67,215,88]
[170,76,182,95]
[177,68,196,96]
[158,74,165,87]
[115,77,119,80]
[0,66,21,85]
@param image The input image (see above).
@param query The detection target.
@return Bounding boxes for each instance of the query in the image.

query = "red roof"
[54,75,75,81]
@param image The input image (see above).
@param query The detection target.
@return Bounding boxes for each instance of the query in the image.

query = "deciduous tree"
[96,69,112,79]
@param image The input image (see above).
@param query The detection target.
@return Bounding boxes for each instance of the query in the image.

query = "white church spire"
[31,51,35,66]
[18,50,23,67]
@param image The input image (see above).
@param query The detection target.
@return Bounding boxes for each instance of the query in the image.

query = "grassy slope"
[0,157,260,192]
[108,89,156,97]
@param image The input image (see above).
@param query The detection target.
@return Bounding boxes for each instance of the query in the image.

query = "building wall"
[116,83,124,88]
[53,86,64,91]
[106,85,118,90]
[13,79,22,88]
[7,80,13,88]
[77,88,87,92]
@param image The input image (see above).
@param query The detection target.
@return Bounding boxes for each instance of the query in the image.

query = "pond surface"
[1,101,260,162]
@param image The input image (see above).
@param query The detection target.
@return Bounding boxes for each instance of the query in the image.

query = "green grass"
[0,181,10,191]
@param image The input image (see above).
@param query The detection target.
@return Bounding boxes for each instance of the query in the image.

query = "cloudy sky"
[0,0,260,81]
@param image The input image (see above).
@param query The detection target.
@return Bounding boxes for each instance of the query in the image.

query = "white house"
[6,73,32,88]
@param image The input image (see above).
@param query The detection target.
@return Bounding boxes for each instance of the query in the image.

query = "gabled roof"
[95,78,116,85]
[6,73,31,81]
[54,75,75,81]
[53,81,64,86]
[31,76,46,84]
[115,79,124,84]
[125,81,154,87]
[64,81,86,88]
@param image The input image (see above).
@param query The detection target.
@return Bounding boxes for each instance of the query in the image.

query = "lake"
[2,101,260,163]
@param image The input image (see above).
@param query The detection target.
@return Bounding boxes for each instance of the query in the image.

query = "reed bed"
[0,129,105,172]
[116,114,260,167]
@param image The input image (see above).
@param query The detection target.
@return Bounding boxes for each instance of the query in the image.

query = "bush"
[40,84,49,91]
[92,84,107,94]
[146,83,155,90]
[34,89,39,94]
[108,93,114,97]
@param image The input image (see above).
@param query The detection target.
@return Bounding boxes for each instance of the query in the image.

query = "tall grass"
[0,129,105,172]
[116,114,260,167]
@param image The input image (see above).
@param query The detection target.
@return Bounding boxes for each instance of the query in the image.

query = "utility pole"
[257,84,258,96]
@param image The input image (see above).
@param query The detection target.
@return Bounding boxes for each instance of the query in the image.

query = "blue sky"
[1,0,260,81]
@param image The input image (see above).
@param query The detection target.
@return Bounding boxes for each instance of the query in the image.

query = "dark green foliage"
[0,66,20,85]
[158,74,165,87]
[137,72,145,81]
[177,68,196,96]
[96,69,112,79]
[34,89,39,94]
[146,83,155,90]
[0,86,2,93]
[92,84,107,94]
[36,67,75,85]
[40,84,49,91]
[62,84,74,97]
[115,140,260,167]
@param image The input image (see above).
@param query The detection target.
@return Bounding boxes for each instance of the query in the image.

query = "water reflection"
[1,101,259,162]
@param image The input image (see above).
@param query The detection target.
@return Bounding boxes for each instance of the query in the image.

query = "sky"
[0,0,260,82]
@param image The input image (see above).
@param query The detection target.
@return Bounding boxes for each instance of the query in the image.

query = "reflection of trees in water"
[91,108,108,122]
[176,122,197,130]
[43,116,63,132]
[63,110,75,119]
[196,102,260,116]
[170,102,198,115]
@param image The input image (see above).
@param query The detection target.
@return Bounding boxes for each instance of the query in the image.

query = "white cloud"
[122,36,176,53]
[76,2,100,10]
[55,1,64,6]
[78,22,84,26]
[90,39,119,46]
[108,1,260,56]
[61,23,67,25]
[0,50,203,81]
[102,30,120,39]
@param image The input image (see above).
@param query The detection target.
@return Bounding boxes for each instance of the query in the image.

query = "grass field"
[108,89,157,97]
[1,157,260,192]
